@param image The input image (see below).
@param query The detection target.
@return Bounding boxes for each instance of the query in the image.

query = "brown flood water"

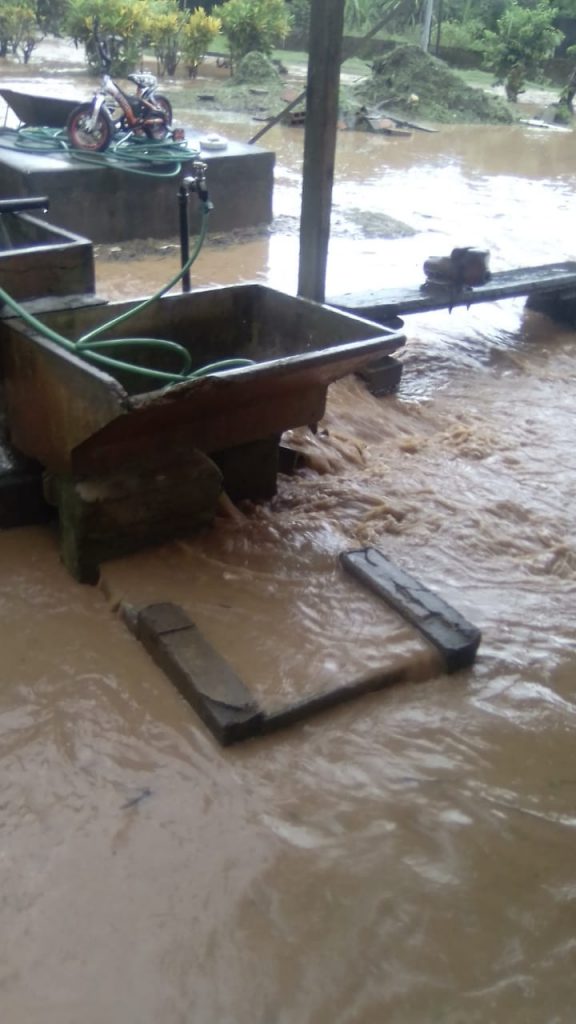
[1,55,576,1023]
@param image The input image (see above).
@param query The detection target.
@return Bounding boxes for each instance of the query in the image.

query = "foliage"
[233,49,279,81]
[441,0,507,34]
[219,0,290,68]
[344,0,431,35]
[356,43,513,122]
[555,56,576,122]
[438,17,485,51]
[65,0,150,74]
[286,0,310,38]
[180,7,221,76]
[145,1,188,76]
[482,1,562,100]
[0,1,42,63]
[36,0,69,34]
[553,0,576,13]
[135,1,221,77]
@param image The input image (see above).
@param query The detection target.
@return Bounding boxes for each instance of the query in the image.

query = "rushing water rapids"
[1,58,576,1022]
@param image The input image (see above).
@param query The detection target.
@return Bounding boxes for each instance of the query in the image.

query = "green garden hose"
[0,126,199,178]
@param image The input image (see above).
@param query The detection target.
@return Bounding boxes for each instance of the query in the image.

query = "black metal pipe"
[0,196,49,215]
[178,182,191,293]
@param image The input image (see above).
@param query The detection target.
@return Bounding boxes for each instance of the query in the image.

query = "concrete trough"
[0,285,405,578]
[0,208,95,303]
[0,91,275,242]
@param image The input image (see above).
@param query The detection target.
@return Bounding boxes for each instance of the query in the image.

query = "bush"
[439,17,485,52]
[0,1,41,63]
[181,7,221,77]
[286,0,310,38]
[146,2,187,77]
[219,0,290,69]
[65,0,149,75]
[482,1,562,101]
[234,50,279,82]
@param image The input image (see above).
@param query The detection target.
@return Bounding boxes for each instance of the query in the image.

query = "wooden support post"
[297,0,346,304]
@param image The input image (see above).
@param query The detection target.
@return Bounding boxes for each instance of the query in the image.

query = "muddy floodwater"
[1,56,576,1022]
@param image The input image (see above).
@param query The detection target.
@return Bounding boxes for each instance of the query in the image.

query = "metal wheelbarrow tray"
[0,89,80,129]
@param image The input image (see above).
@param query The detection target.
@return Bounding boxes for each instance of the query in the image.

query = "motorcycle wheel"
[67,103,113,153]
[144,95,173,141]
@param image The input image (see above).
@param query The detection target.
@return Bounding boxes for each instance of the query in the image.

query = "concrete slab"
[0,133,275,243]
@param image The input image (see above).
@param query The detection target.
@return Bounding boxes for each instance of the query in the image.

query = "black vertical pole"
[297,0,346,304]
[178,181,191,293]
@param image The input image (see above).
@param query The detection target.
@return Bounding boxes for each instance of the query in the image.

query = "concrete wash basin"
[0,284,405,579]
[0,210,94,303]
[2,284,405,474]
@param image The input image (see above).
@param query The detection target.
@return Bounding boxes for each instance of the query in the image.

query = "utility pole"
[297,0,346,303]
[420,0,435,52]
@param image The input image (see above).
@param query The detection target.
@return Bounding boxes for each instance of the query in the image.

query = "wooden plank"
[330,261,576,320]
[340,548,481,672]
[297,0,346,303]
[135,603,264,745]
[261,664,411,734]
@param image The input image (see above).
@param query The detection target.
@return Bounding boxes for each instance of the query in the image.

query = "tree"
[482,1,562,101]
[180,7,221,77]
[65,0,150,74]
[219,0,290,68]
[146,0,188,76]
[0,1,42,63]
[36,0,69,34]
[285,0,310,38]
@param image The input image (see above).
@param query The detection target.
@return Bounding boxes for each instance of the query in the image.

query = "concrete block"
[55,446,223,582]
[341,547,481,672]
[136,602,264,745]
[356,354,403,396]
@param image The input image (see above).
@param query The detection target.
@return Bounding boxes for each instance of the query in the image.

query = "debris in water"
[354,45,513,124]
[121,787,152,810]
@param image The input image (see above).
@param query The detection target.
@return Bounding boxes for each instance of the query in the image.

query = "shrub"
[181,7,221,77]
[482,1,562,101]
[219,0,290,69]
[0,1,41,63]
[146,3,187,76]
[439,17,485,52]
[65,0,149,75]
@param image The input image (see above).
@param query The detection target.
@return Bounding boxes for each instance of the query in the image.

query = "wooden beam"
[329,261,576,321]
[297,0,346,304]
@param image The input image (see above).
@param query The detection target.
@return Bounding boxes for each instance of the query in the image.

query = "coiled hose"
[0,125,198,178]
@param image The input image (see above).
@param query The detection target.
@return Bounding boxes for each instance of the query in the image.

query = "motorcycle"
[67,52,173,153]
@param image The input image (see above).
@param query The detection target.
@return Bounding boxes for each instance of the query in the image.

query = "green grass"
[456,66,558,97]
